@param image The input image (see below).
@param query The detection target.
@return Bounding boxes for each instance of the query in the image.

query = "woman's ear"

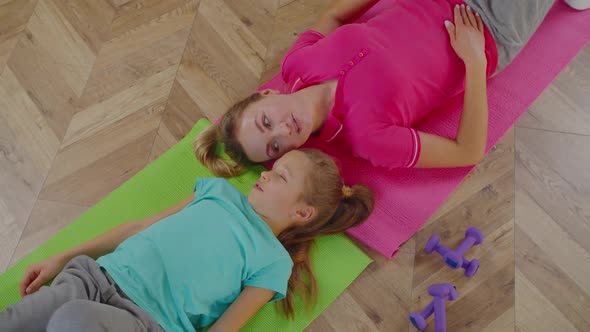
[259,88,280,96]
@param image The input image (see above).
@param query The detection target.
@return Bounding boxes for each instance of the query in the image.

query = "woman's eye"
[272,142,280,152]
[263,115,271,128]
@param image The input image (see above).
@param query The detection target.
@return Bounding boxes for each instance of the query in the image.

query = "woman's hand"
[445,4,486,68]
[19,254,69,297]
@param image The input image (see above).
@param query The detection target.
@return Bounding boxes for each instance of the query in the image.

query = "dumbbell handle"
[418,301,435,319]
[434,243,452,257]
[433,297,447,332]
[454,236,477,257]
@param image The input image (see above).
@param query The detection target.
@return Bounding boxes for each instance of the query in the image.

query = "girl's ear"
[293,205,316,223]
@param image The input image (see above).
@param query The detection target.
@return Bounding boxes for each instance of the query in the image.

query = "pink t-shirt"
[278,0,497,169]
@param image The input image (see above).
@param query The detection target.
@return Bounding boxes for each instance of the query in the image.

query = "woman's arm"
[415,63,488,167]
[55,193,195,262]
[208,287,275,332]
[309,0,379,36]
[415,5,488,168]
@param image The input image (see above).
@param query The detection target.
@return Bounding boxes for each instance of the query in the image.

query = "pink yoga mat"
[258,0,590,258]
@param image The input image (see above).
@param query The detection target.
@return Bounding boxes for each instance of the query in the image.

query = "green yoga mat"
[0,119,372,331]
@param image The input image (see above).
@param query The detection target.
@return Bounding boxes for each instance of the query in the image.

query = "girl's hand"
[19,255,69,297]
[445,4,486,68]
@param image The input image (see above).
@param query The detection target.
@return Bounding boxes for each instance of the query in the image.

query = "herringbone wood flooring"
[1,0,588,331]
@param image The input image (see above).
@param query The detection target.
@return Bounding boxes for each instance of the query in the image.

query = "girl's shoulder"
[194,177,242,200]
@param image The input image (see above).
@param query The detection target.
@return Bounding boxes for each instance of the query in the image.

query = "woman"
[195,0,589,177]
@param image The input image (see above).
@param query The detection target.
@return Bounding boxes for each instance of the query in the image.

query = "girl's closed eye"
[271,165,287,182]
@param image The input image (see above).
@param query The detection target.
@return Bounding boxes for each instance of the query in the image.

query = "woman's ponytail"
[193,92,263,177]
[194,123,244,177]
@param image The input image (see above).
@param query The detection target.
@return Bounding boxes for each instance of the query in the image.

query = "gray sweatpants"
[0,255,164,332]
[465,0,556,72]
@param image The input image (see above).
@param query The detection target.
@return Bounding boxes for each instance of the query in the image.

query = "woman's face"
[236,90,314,162]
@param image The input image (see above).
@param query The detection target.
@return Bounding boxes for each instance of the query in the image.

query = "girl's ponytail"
[277,149,375,319]
[324,184,375,234]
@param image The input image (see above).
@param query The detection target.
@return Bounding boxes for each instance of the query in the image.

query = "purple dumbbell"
[409,283,458,332]
[425,227,484,278]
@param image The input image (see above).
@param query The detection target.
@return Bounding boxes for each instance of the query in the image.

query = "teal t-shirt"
[96,178,293,331]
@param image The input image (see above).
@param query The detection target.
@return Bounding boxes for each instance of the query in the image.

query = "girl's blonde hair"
[194,93,262,177]
[277,149,374,318]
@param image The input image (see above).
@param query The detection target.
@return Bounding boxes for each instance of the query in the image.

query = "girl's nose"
[260,171,270,182]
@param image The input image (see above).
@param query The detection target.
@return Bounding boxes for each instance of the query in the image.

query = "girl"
[195,0,590,177]
[0,149,374,332]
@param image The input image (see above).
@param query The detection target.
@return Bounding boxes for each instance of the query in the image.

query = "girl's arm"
[55,193,195,262]
[20,193,195,296]
[208,287,275,332]
[415,5,488,168]
[309,0,379,36]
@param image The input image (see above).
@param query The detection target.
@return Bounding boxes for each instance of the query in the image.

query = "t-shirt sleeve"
[352,125,421,169]
[194,177,239,199]
[280,30,325,71]
[243,258,293,302]
[194,177,217,195]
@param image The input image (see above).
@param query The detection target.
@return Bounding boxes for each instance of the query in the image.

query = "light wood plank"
[62,66,176,149]
[110,0,198,37]
[318,291,380,331]
[77,26,190,108]
[260,0,330,83]
[148,132,173,162]
[0,0,38,70]
[225,0,277,46]
[160,79,206,142]
[516,128,590,253]
[481,308,514,332]
[8,28,80,140]
[98,0,198,69]
[0,114,46,272]
[175,52,233,120]
[51,0,116,55]
[515,226,590,331]
[199,0,267,77]
[516,187,590,292]
[0,67,60,172]
[41,126,161,206]
[26,0,96,95]
[9,199,89,268]
[515,270,577,332]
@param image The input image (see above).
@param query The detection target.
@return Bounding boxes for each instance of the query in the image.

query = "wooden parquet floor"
[1,0,588,331]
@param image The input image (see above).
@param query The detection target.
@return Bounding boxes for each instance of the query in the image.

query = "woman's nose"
[275,121,292,137]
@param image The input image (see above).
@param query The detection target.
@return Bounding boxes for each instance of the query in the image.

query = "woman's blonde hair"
[277,149,375,318]
[194,93,262,177]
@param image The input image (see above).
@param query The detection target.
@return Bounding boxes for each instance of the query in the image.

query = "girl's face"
[236,90,314,163]
[248,150,316,226]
